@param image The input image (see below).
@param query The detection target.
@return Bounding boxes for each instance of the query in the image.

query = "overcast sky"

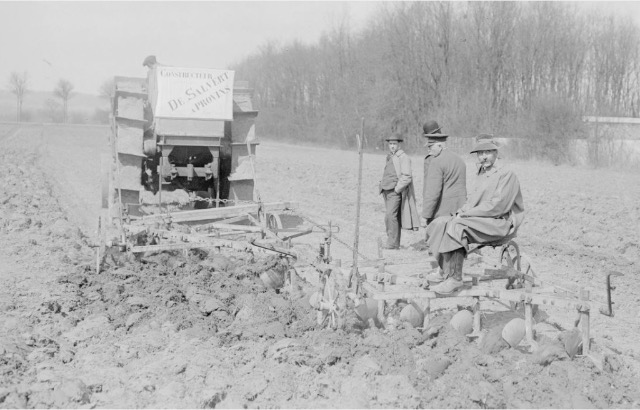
[2,1,640,95]
[0,1,382,94]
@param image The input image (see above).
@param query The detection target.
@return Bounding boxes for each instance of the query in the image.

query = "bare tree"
[233,1,640,155]
[53,79,74,123]
[99,78,115,100]
[44,98,62,123]
[8,71,28,122]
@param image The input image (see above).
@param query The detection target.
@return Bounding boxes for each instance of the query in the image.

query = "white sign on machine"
[154,67,235,120]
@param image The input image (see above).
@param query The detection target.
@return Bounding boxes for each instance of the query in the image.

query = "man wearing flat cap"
[426,134,525,294]
[378,120,420,249]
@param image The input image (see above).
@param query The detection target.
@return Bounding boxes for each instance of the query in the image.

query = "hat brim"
[470,142,499,153]
[385,138,403,142]
[423,135,448,147]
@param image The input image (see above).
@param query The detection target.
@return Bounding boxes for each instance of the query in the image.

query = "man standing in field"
[421,120,467,282]
[378,121,420,249]
[422,120,467,227]
[427,134,525,294]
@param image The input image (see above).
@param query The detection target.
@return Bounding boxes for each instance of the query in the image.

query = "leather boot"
[450,248,465,281]
[431,249,465,295]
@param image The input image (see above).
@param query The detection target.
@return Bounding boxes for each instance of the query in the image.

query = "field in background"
[0,89,108,123]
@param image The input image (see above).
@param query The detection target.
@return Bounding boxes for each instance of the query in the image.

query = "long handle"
[349,118,365,290]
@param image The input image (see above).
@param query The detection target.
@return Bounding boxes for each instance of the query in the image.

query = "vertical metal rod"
[422,298,431,329]
[604,274,613,316]
[246,138,260,202]
[349,118,365,290]
[215,177,220,208]
[525,303,533,343]
[581,288,591,355]
[158,156,163,213]
[326,220,332,263]
[377,281,385,325]
[473,296,481,333]
[524,283,534,345]
[289,268,295,295]
[96,216,102,274]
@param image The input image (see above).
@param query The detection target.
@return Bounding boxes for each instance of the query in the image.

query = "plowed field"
[1,123,639,408]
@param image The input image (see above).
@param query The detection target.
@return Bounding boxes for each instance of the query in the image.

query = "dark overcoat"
[422,149,467,221]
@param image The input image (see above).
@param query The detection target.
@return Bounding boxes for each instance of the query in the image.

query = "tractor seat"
[467,230,518,255]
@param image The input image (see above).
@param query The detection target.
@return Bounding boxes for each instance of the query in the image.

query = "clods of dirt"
[2,127,640,408]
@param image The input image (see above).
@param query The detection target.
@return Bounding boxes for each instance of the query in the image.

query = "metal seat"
[467,231,521,272]
[468,231,517,253]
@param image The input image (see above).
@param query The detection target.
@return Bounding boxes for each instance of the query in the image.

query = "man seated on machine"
[426,134,525,295]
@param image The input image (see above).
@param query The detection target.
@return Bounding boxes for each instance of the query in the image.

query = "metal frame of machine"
[98,66,312,269]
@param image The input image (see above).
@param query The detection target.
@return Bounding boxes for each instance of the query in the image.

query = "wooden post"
[473,297,481,334]
[524,283,534,345]
[377,281,385,325]
[95,248,101,274]
[580,288,591,355]
[422,298,431,329]
[288,267,295,295]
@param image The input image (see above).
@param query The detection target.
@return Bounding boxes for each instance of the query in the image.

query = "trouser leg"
[443,248,465,281]
[384,190,401,247]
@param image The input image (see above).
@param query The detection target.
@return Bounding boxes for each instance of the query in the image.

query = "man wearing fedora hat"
[378,121,420,249]
[427,133,525,294]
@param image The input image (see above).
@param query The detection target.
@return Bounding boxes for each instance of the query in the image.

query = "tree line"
[6,72,75,123]
[233,2,640,160]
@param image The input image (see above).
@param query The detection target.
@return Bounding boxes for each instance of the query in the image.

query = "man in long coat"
[379,130,420,249]
[427,134,525,294]
[422,120,467,226]
[422,120,467,281]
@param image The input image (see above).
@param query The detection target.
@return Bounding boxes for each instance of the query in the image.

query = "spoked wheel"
[501,241,522,290]
[501,241,521,273]
[500,241,522,311]
[501,241,537,314]
[309,268,346,330]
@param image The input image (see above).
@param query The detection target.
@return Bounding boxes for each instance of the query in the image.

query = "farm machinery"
[302,132,624,365]
[98,61,310,267]
[98,60,623,364]
[308,227,624,363]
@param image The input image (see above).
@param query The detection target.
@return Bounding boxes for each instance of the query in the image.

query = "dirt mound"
[57,249,317,341]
